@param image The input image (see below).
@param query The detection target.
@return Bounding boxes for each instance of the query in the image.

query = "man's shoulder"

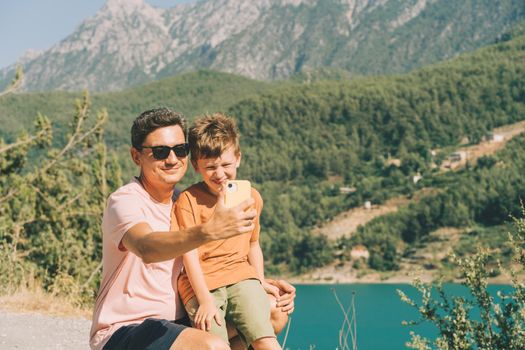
[108,180,144,203]
[102,180,146,236]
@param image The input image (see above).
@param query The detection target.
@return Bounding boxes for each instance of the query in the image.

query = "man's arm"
[122,195,256,263]
[266,279,296,314]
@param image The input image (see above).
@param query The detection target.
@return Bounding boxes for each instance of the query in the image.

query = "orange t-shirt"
[173,182,262,305]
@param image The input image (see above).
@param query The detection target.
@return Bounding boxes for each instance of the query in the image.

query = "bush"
[0,86,120,306]
[398,207,525,349]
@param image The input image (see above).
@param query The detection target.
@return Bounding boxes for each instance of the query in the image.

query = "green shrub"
[398,208,525,349]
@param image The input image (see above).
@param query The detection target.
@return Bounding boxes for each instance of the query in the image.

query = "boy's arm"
[182,249,222,331]
[248,240,280,299]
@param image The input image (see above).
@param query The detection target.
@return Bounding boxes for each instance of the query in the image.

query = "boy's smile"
[193,145,241,195]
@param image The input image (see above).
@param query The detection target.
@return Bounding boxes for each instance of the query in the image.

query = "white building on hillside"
[350,245,370,260]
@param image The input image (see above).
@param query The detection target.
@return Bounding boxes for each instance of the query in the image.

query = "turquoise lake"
[276,284,513,350]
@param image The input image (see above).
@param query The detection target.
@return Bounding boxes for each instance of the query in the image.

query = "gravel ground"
[0,310,91,349]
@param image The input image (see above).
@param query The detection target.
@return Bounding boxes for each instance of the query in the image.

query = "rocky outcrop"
[0,0,522,91]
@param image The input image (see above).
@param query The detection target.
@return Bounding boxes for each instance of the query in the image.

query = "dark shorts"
[103,316,191,350]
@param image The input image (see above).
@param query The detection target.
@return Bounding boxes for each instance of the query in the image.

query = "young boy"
[172,113,282,349]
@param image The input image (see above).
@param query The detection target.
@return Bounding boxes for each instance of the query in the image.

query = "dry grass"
[0,286,92,319]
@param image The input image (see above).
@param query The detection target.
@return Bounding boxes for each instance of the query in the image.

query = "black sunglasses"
[140,143,190,160]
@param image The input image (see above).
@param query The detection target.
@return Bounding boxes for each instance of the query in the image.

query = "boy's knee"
[270,307,289,334]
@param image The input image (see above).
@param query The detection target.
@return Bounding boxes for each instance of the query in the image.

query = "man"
[90,108,295,350]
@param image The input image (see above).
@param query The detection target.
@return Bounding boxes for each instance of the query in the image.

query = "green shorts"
[184,279,275,346]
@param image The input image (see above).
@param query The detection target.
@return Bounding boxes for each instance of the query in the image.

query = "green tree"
[0,73,120,306]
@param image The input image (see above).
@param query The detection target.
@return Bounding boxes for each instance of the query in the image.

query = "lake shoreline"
[283,264,521,286]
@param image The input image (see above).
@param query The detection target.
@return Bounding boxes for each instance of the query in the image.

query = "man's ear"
[130,147,141,166]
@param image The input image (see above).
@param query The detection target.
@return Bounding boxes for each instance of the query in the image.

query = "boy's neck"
[201,181,220,197]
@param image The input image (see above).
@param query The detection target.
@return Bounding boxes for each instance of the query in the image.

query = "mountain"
[1,35,524,274]
[1,0,523,92]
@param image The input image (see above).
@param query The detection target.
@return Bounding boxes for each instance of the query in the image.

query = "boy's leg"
[226,279,280,349]
[184,287,229,343]
[228,293,289,350]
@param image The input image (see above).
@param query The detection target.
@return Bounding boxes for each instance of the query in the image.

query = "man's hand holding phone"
[203,181,255,241]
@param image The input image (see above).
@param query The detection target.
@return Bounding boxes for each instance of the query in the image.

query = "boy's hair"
[189,113,240,160]
[131,107,187,149]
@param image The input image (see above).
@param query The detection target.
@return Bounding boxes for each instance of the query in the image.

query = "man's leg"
[103,318,228,350]
[267,293,289,335]
[170,328,229,350]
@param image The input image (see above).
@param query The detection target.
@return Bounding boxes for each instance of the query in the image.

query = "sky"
[0,0,194,69]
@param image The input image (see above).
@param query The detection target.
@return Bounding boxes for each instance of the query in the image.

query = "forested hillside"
[346,132,525,272]
[0,36,524,302]
[0,70,272,145]
[229,35,525,272]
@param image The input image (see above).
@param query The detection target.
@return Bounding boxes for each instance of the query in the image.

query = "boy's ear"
[130,147,141,166]
[235,152,242,168]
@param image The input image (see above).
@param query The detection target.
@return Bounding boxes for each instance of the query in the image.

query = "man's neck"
[138,176,174,204]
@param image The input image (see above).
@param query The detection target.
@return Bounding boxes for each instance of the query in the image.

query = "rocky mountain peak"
[105,0,145,8]
[102,0,149,14]
[1,0,522,92]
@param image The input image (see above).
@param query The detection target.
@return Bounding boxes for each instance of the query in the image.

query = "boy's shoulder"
[177,182,262,207]
[250,186,263,210]
[177,182,214,205]
[182,182,207,196]
[250,186,262,202]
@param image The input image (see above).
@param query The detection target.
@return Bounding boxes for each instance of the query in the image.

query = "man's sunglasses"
[140,143,190,160]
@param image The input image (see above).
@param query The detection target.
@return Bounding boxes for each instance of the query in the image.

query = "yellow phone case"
[224,180,251,208]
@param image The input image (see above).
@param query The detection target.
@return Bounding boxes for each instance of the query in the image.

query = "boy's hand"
[204,189,256,241]
[194,297,222,331]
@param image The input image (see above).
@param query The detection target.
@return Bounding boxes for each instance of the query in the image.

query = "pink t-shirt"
[90,179,184,350]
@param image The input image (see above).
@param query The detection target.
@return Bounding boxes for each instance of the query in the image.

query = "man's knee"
[203,336,230,350]
[267,294,289,334]
[170,328,230,350]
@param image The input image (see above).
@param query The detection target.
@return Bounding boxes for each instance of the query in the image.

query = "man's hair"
[189,113,240,160]
[131,107,187,148]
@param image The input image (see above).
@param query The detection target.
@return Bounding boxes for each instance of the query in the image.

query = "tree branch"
[39,99,105,175]
[0,131,44,154]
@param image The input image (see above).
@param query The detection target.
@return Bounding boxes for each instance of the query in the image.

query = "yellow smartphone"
[224,180,251,208]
